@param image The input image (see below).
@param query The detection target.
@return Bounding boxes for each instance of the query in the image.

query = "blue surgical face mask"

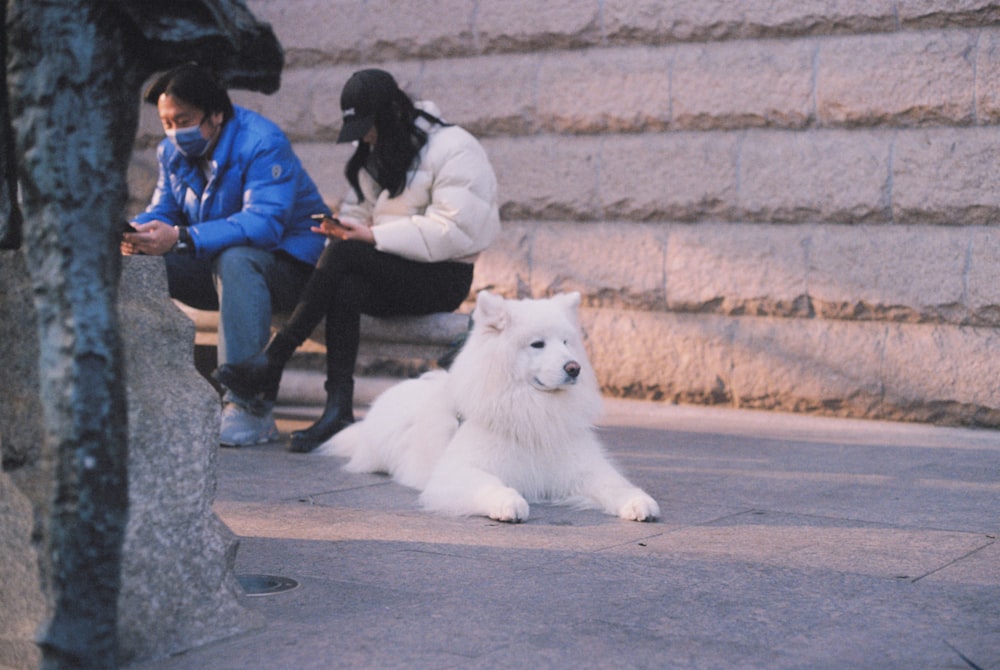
[166,118,210,158]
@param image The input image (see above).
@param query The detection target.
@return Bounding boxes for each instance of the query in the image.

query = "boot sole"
[287,419,353,453]
[287,437,322,453]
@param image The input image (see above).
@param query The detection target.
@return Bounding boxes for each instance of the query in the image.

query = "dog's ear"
[474,290,509,332]
[554,291,582,316]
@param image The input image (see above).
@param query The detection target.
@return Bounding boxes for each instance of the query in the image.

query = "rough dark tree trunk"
[3,0,282,666]
[0,0,22,250]
[6,1,140,666]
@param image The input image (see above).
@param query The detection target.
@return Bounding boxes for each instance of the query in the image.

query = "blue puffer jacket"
[134,106,328,264]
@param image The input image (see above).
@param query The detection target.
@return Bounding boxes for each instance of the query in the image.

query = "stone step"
[244,0,992,72]
[174,301,471,381]
[277,371,397,408]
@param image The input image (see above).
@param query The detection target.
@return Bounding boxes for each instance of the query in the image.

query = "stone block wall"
[128,0,1000,426]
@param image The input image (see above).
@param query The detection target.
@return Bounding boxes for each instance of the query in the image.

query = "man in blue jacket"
[123,63,328,446]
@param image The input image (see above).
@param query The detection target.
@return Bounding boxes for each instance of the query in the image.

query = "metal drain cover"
[236,573,299,596]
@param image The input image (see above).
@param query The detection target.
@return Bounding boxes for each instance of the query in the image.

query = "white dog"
[319,291,659,523]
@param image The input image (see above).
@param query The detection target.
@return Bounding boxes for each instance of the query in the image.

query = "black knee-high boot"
[288,378,354,453]
[215,242,345,400]
[214,331,298,401]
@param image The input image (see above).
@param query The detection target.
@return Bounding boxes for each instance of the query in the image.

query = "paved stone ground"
[131,378,1000,670]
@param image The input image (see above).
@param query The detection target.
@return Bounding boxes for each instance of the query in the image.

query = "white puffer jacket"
[338,103,501,264]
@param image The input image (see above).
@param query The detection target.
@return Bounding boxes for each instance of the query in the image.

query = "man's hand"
[121,220,180,256]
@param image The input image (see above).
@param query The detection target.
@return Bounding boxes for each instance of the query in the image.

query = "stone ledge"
[583,306,1000,428]
[176,302,470,347]
[175,302,472,378]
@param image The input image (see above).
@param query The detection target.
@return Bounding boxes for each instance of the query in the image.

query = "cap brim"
[336,115,374,143]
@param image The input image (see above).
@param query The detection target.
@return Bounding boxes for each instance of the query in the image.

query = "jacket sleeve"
[132,144,185,227]
[371,129,499,263]
[188,139,299,258]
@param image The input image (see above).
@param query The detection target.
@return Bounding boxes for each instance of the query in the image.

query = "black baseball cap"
[337,69,399,143]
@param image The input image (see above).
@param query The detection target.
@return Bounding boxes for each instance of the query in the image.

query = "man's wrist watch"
[173,226,193,255]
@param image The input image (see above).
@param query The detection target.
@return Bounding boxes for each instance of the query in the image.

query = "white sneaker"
[219,402,279,447]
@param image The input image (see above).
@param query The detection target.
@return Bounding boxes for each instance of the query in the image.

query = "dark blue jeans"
[166,246,312,404]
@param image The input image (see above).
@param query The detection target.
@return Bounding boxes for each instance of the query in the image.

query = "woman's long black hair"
[345,85,449,201]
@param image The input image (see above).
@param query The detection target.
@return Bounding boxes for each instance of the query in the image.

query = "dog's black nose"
[564,361,581,378]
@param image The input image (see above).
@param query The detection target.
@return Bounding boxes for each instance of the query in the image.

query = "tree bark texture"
[0,0,22,249]
[3,0,282,666]
[6,1,138,666]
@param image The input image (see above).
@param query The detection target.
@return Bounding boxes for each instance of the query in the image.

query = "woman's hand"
[311,216,374,245]
[121,220,179,256]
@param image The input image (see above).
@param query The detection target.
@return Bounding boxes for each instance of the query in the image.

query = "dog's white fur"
[319,290,659,523]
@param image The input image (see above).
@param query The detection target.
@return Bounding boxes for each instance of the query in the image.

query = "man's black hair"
[144,63,235,122]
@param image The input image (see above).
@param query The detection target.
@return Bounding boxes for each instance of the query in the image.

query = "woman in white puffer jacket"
[215,69,500,452]
[338,98,498,264]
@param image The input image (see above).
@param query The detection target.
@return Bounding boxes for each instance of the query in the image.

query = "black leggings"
[282,240,474,382]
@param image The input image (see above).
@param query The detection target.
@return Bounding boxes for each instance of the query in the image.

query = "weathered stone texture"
[0,251,52,670]
[129,2,1000,426]
[116,256,258,665]
[672,39,815,130]
[127,26,1000,140]
[470,221,531,298]
[583,309,736,404]
[600,132,739,221]
[728,315,886,416]
[247,0,1000,59]
[473,1,600,52]
[807,225,970,322]
[482,135,601,221]
[602,0,899,44]
[975,28,1000,123]
[738,129,891,223]
[537,47,671,134]
[234,67,339,141]
[362,0,475,61]
[0,254,258,667]
[881,322,1000,425]
[0,473,45,670]
[475,221,1000,327]
[966,227,1000,320]
[260,0,367,65]
[530,222,666,309]
[817,31,978,127]
[665,223,810,315]
[581,304,1000,426]
[892,127,1000,225]
[897,0,1000,28]
[420,55,538,136]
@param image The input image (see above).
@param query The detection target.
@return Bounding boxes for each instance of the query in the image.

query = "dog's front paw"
[487,490,530,523]
[619,493,659,522]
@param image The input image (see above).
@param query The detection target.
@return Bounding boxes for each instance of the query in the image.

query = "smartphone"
[310,213,349,230]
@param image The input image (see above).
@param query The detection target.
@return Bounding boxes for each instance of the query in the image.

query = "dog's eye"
[530,340,545,349]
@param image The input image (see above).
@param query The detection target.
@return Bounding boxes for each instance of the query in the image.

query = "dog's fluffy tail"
[315,370,456,490]
[316,421,362,459]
